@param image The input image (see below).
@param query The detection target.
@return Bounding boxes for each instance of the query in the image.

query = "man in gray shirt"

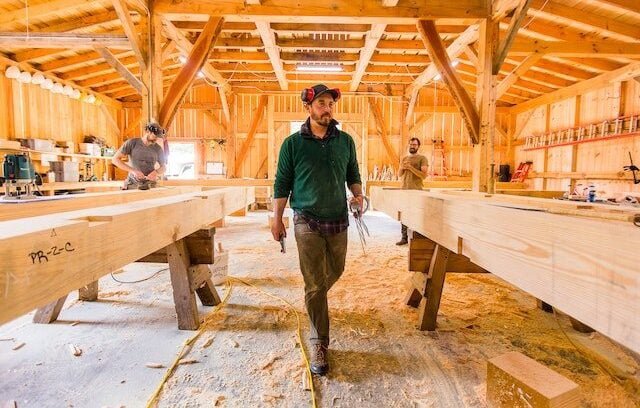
[112,122,167,190]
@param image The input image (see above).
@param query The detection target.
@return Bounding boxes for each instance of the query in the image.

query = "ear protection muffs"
[300,87,315,104]
[145,123,166,137]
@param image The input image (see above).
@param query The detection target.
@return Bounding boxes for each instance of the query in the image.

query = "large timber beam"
[493,0,531,74]
[95,47,146,95]
[0,32,130,49]
[0,0,96,25]
[496,54,542,98]
[159,17,224,131]
[512,61,640,114]
[350,24,386,92]
[0,187,254,326]
[371,187,640,355]
[368,97,400,164]
[404,24,479,125]
[255,22,288,90]
[163,18,232,123]
[234,95,268,177]
[111,0,147,71]
[416,20,480,144]
[508,40,640,57]
[155,0,489,23]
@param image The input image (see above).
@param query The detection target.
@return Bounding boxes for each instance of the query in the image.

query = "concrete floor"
[1,211,638,407]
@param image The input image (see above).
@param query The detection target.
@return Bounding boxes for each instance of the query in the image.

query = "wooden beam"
[508,40,640,57]
[371,187,640,355]
[496,54,542,98]
[464,44,479,66]
[159,17,224,131]
[162,40,178,62]
[493,0,532,74]
[368,98,400,164]
[350,24,386,92]
[0,0,96,25]
[512,61,640,113]
[0,32,130,49]
[0,187,253,326]
[163,19,233,123]
[405,24,479,125]
[255,22,288,90]
[417,20,480,144]
[39,10,119,33]
[95,47,146,95]
[529,0,640,41]
[155,0,489,23]
[111,0,147,71]
[234,95,268,177]
[473,18,498,192]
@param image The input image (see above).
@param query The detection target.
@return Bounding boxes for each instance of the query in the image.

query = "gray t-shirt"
[120,138,165,182]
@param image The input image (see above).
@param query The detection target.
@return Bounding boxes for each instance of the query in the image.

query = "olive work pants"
[293,217,348,346]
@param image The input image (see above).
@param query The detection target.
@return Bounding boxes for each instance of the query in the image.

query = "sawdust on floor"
[1,211,638,408]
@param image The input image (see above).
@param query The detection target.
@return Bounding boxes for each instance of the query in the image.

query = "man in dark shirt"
[112,122,166,190]
[271,84,362,376]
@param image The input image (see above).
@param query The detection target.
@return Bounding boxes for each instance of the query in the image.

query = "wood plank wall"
[0,69,120,147]
[121,84,508,181]
[514,80,640,196]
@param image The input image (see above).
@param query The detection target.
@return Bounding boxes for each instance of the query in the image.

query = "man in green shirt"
[271,84,362,376]
[396,138,428,245]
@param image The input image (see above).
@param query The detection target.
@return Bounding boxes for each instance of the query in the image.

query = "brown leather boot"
[395,238,408,246]
[310,343,329,376]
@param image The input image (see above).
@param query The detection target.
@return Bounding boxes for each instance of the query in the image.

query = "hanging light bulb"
[41,78,54,90]
[86,94,96,104]
[72,89,81,99]
[178,55,187,64]
[17,71,32,84]
[63,85,74,96]
[434,74,442,81]
[5,66,20,79]
[451,60,459,67]
[94,97,103,106]
[31,73,45,85]
[52,83,64,94]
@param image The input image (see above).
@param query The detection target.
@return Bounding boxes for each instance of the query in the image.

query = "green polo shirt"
[274,120,362,221]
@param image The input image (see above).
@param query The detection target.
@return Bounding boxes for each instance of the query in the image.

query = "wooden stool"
[34,228,222,331]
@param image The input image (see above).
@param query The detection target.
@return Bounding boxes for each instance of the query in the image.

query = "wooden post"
[417,243,450,331]
[472,18,498,193]
[78,281,99,301]
[267,95,276,179]
[166,240,200,330]
[33,295,68,324]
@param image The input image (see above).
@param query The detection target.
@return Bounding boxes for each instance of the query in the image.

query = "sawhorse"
[403,231,486,330]
[33,228,221,331]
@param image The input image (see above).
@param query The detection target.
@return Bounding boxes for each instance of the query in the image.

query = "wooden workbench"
[371,187,640,354]
[0,186,255,327]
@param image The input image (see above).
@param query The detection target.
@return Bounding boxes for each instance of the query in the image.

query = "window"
[167,142,196,179]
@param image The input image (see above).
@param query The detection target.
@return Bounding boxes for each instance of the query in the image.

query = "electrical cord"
[551,309,625,387]
[110,267,168,284]
[145,277,317,408]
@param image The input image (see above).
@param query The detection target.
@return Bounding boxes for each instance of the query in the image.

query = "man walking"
[396,138,428,245]
[271,84,362,376]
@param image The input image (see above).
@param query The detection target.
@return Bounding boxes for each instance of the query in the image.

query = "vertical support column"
[167,240,200,330]
[569,95,581,192]
[267,95,276,179]
[472,18,498,193]
[417,244,450,331]
[139,4,163,127]
[542,104,551,191]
